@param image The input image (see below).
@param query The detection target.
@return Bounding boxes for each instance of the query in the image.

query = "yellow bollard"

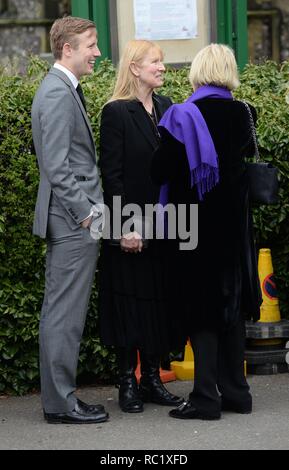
[246,249,289,374]
[170,341,194,380]
[171,342,247,378]
[258,248,281,323]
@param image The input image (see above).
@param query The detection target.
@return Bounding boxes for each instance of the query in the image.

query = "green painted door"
[71,0,111,64]
[217,0,248,70]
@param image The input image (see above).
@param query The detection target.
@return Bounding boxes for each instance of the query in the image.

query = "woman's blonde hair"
[189,43,240,91]
[109,40,164,102]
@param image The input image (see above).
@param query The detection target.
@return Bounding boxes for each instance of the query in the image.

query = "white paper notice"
[134,0,198,40]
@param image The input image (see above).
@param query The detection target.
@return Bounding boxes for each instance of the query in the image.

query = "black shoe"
[169,401,221,421]
[221,398,252,414]
[76,398,105,413]
[44,400,109,424]
[118,379,144,413]
[116,347,143,413]
[139,351,184,406]
[139,379,184,406]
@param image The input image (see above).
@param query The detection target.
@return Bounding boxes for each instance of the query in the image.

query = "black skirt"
[98,239,186,354]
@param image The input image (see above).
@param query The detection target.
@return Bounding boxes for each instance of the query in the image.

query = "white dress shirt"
[53,63,79,89]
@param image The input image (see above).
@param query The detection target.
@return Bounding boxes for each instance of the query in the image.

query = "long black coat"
[98,94,182,353]
[99,95,172,214]
[151,98,262,331]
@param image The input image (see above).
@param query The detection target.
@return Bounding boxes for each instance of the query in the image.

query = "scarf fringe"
[190,164,219,201]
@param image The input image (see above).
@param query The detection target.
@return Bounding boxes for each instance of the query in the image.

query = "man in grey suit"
[32,16,108,424]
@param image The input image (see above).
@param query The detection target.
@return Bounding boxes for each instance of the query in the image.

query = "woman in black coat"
[98,40,183,413]
[151,44,262,420]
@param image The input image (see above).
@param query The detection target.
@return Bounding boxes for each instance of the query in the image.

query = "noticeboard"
[133,0,198,41]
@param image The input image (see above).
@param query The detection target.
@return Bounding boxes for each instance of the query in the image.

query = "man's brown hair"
[50,16,96,60]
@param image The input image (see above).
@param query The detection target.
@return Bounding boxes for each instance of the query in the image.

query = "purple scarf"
[158,85,233,205]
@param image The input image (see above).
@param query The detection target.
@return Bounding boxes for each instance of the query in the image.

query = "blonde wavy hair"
[109,39,164,102]
[189,43,240,91]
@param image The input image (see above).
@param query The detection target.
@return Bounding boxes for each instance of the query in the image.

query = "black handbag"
[243,102,279,205]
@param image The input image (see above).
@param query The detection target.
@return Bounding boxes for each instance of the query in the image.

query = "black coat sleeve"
[99,102,126,209]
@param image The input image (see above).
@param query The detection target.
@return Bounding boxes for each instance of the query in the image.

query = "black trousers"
[188,314,251,414]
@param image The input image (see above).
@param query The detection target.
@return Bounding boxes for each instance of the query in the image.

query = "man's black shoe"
[44,400,109,424]
[76,398,105,413]
[169,401,221,421]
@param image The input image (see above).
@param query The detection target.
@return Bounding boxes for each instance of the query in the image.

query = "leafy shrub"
[0,57,288,395]
[234,61,289,316]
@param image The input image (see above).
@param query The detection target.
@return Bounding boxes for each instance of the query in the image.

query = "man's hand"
[120,232,143,253]
[81,216,93,229]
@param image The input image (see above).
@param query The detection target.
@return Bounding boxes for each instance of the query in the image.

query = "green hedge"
[0,57,288,395]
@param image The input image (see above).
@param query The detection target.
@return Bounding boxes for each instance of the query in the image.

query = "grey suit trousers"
[39,213,99,413]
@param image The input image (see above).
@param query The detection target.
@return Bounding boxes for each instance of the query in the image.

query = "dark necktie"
[76,84,86,111]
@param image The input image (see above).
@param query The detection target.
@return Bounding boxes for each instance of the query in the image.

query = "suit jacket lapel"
[49,68,95,149]
[126,100,159,150]
[70,86,95,147]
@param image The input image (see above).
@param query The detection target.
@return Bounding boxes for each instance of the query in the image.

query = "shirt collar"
[53,63,79,89]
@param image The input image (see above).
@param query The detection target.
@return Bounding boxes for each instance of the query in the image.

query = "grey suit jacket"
[31,67,103,239]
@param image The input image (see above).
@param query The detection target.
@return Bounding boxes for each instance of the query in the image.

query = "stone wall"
[248,0,289,62]
[0,0,70,71]
[275,0,289,60]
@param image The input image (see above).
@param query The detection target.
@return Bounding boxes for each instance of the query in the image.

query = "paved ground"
[1,374,289,450]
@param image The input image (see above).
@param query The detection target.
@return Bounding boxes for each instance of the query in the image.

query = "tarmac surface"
[1,374,289,451]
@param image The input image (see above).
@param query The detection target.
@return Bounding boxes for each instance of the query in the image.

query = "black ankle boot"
[139,351,184,406]
[117,348,143,413]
